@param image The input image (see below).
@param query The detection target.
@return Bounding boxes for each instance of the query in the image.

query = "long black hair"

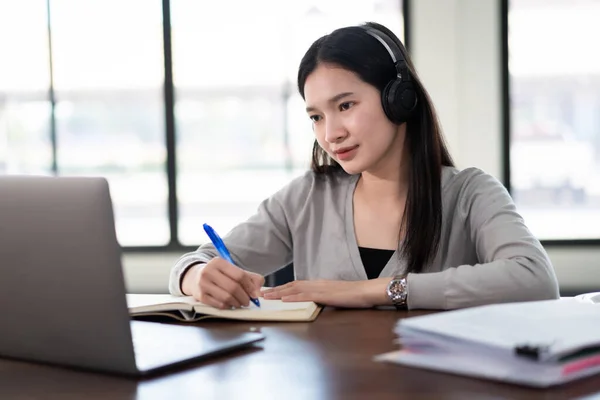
[297,22,454,274]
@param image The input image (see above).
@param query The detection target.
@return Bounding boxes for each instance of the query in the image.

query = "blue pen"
[203,223,261,308]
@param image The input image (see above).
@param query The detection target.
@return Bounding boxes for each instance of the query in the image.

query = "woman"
[169,22,559,310]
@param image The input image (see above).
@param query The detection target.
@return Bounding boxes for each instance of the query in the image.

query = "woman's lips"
[334,145,359,161]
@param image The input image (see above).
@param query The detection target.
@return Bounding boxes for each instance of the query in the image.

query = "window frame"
[501,0,600,247]
[30,0,411,253]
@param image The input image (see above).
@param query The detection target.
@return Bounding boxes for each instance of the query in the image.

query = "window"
[0,1,52,175]
[172,0,405,245]
[50,0,169,246]
[1,0,404,249]
[1,0,168,246]
[508,0,600,240]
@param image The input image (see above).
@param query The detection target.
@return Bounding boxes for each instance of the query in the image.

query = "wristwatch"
[386,275,409,310]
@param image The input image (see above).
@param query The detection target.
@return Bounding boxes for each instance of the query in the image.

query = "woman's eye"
[309,115,322,122]
[339,102,354,111]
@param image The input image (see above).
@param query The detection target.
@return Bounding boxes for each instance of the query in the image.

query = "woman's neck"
[355,123,410,203]
[356,170,408,204]
[356,141,410,204]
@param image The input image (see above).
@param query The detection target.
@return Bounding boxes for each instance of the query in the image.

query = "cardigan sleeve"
[168,172,316,295]
[407,169,559,310]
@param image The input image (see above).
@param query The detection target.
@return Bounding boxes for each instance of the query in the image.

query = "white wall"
[122,0,600,295]
[123,252,179,294]
[411,0,502,177]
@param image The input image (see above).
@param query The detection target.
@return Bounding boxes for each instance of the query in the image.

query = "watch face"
[388,277,407,305]
[390,280,402,294]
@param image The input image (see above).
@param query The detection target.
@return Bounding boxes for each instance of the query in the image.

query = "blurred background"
[1,0,598,294]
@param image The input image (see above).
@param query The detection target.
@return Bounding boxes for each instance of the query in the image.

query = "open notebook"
[127,294,322,322]
[376,298,600,388]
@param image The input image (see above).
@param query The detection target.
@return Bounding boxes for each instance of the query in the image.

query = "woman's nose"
[324,117,347,143]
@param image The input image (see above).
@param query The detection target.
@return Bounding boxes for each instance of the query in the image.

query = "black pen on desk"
[202,223,261,308]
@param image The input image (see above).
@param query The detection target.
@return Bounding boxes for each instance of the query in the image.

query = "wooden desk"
[1,308,599,400]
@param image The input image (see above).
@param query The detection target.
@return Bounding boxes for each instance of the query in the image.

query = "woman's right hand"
[181,257,264,309]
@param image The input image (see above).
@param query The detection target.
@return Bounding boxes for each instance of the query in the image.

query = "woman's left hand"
[261,278,393,308]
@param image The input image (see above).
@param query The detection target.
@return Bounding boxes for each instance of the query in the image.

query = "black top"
[358,247,395,279]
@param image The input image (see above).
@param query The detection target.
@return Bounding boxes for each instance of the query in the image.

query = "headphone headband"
[360,25,417,123]
[362,27,409,81]
[363,28,400,65]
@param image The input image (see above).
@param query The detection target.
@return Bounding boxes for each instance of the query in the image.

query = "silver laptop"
[0,175,264,376]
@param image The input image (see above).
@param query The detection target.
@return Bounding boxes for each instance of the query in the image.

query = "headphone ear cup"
[381,80,399,123]
[396,81,418,115]
[382,79,418,124]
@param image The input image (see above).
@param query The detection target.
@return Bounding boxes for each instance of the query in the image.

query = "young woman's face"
[304,63,405,176]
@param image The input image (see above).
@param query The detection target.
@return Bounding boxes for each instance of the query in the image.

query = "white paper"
[396,299,600,361]
[378,299,600,387]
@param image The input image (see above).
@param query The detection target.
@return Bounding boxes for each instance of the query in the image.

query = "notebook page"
[250,299,314,311]
[126,294,198,309]
[127,294,311,312]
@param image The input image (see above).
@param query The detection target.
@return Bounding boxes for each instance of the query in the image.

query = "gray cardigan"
[169,167,559,310]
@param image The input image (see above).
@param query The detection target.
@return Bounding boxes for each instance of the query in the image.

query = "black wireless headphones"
[362,26,418,124]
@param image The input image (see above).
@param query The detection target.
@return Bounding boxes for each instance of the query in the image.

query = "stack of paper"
[376,299,600,387]
[575,291,600,304]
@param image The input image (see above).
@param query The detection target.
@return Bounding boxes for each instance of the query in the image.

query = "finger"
[271,282,294,291]
[282,292,336,307]
[206,260,251,305]
[260,287,273,295]
[195,290,227,309]
[281,293,309,302]
[212,269,252,307]
[262,281,295,296]
[239,274,260,300]
[281,292,323,303]
[217,263,257,303]
[249,273,265,289]
[247,274,265,298]
[262,283,289,298]
[217,260,247,283]
[204,279,243,308]
[198,262,246,307]
[262,290,281,299]
[268,280,326,292]
[283,291,369,308]
[263,285,304,299]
